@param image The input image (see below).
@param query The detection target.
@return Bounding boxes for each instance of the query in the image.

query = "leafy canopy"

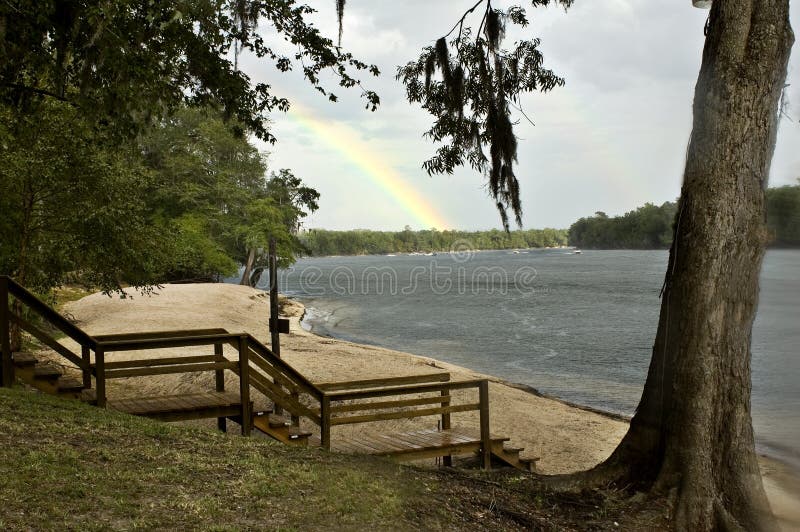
[397,0,572,230]
[0,0,380,142]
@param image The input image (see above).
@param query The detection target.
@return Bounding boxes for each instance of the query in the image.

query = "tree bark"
[556,2,794,530]
[240,247,256,286]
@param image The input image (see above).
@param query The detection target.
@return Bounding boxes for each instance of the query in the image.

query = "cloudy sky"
[239,1,800,231]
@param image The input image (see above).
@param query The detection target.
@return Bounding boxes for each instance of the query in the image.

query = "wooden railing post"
[290,388,300,427]
[95,347,106,408]
[0,277,13,388]
[441,387,452,466]
[214,342,226,433]
[238,335,251,436]
[81,345,92,389]
[478,380,491,470]
[321,394,331,450]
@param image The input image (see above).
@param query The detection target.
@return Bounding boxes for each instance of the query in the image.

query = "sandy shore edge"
[58,283,799,529]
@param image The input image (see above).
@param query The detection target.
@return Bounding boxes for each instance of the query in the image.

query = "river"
[249,249,799,468]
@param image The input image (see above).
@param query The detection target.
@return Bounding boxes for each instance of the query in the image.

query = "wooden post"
[238,335,251,436]
[95,347,106,408]
[290,388,300,427]
[321,394,331,450]
[269,237,280,358]
[441,387,452,467]
[478,380,491,470]
[268,237,282,416]
[214,343,226,433]
[0,277,13,388]
[81,345,92,389]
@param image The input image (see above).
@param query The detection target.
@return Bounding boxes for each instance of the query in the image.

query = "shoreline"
[298,301,634,424]
[60,283,800,529]
[292,296,800,528]
[297,300,798,472]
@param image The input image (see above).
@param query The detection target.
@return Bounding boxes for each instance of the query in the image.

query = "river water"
[256,249,799,468]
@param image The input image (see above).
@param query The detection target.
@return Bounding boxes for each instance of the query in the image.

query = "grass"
[0,387,667,531]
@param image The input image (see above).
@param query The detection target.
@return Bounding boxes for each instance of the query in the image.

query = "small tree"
[239,170,319,286]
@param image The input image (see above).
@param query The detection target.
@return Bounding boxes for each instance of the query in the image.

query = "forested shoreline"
[302,184,800,257]
[299,227,568,256]
[568,184,800,249]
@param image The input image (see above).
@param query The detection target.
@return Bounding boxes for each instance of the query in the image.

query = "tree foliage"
[0,0,380,142]
[138,107,318,282]
[568,202,678,249]
[0,101,167,293]
[0,0,370,293]
[766,182,800,246]
[300,227,567,256]
[568,186,800,250]
[397,0,571,230]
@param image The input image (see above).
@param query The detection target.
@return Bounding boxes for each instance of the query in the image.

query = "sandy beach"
[57,283,800,530]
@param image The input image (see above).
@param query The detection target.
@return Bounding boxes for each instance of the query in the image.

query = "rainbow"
[280,103,452,230]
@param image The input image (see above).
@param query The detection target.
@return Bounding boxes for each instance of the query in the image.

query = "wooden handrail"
[104,354,219,370]
[315,372,450,392]
[245,336,323,402]
[10,313,85,369]
[0,276,491,457]
[3,276,96,348]
[92,328,230,342]
[324,379,486,402]
[104,361,238,379]
[96,333,243,352]
[2,276,94,386]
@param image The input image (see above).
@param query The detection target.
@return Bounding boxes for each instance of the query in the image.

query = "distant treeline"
[568,183,800,249]
[568,202,677,249]
[299,227,568,256]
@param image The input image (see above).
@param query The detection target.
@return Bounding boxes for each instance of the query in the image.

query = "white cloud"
[239,0,800,230]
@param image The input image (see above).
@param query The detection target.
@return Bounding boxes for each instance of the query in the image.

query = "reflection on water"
[257,249,798,468]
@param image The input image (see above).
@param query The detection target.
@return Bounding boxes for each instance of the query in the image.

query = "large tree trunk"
[559,2,794,530]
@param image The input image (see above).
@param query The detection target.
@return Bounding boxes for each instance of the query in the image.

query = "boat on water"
[574,249,582,254]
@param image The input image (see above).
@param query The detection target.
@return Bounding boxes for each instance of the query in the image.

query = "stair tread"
[81,389,98,403]
[284,426,313,438]
[57,377,84,392]
[34,364,63,379]
[503,447,523,453]
[12,352,37,366]
[267,414,292,428]
[519,456,541,463]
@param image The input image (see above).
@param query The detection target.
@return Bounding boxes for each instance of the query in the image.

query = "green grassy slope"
[0,387,663,531]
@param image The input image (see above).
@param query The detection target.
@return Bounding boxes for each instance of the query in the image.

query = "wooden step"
[284,426,313,441]
[252,415,311,445]
[267,413,292,428]
[33,364,63,380]
[56,376,84,394]
[81,388,98,405]
[518,456,540,473]
[12,352,37,367]
[489,441,536,472]
[12,352,37,379]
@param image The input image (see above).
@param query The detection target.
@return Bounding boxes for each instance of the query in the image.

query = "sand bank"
[60,283,799,529]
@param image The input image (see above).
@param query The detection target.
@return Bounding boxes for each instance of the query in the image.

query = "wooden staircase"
[1,275,538,473]
[491,442,540,472]
[252,412,313,445]
[12,351,90,401]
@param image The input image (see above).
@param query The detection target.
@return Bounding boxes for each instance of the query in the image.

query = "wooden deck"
[332,427,508,461]
[2,276,532,471]
[108,391,247,422]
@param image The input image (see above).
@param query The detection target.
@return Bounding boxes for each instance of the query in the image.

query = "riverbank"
[60,283,799,529]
